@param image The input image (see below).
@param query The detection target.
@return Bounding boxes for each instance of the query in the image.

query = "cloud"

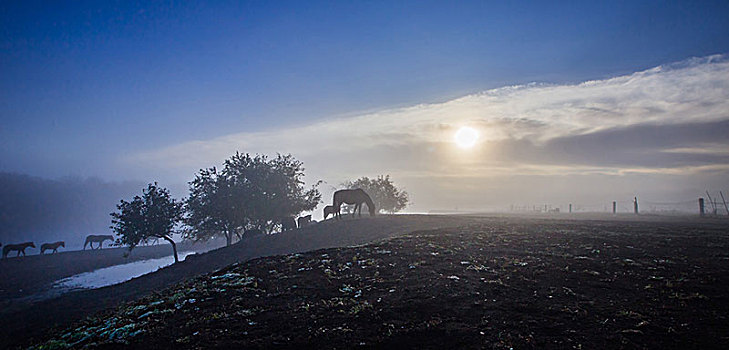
[124,55,729,210]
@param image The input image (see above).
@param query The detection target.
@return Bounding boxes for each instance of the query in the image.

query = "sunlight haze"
[2,1,729,214]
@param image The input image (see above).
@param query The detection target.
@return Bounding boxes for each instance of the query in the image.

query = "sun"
[454,126,479,149]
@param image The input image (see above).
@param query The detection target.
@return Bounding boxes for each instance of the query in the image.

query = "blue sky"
[2,1,729,212]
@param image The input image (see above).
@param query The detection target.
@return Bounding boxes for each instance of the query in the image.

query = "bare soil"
[22,215,729,349]
[2,214,475,348]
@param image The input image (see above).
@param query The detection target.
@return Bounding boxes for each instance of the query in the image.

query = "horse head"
[60,241,65,247]
[29,242,36,248]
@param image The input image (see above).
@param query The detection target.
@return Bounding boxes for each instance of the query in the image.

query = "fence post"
[569,203,572,213]
[699,197,705,216]
[633,197,639,214]
[612,201,616,214]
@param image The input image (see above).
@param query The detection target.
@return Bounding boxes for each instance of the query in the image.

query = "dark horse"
[333,188,375,219]
[83,235,114,250]
[323,205,336,220]
[40,241,65,254]
[281,217,297,231]
[297,215,312,228]
[3,242,35,258]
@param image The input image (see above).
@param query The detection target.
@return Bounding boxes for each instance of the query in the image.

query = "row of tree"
[110,152,408,263]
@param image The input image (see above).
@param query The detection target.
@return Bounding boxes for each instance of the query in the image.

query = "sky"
[2,1,729,215]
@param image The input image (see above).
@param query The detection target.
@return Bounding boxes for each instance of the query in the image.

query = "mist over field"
[2,2,729,348]
[0,173,143,248]
[3,57,729,244]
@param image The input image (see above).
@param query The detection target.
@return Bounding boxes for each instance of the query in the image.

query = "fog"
[3,57,729,246]
[0,173,143,249]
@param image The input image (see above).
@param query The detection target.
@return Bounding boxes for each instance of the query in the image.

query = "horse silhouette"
[83,235,114,250]
[243,228,264,239]
[281,217,297,231]
[333,188,375,219]
[40,241,65,254]
[297,215,312,228]
[323,205,336,220]
[142,237,159,246]
[3,242,35,258]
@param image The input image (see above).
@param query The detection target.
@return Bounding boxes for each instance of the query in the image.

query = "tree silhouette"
[185,152,321,245]
[343,175,409,214]
[110,183,184,262]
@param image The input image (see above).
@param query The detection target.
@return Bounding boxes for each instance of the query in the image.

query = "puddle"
[54,251,196,290]
[16,252,197,303]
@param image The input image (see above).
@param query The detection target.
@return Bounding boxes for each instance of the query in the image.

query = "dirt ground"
[2,214,477,348]
[23,214,729,349]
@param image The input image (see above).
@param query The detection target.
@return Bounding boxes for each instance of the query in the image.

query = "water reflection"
[54,251,195,290]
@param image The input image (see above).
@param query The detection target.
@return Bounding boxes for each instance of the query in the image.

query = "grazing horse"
[323,205,337,220]
[297,215,312,228]
[2,242,35,258]
[83,235,114,250]
[142,237,159,246]
[281,216,297,231]
[243,228,264,239]
[333,188,376,219]
[40,241,65,254]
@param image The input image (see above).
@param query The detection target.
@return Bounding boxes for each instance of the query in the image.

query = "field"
[1,214,472,348]
[4,214,729,349]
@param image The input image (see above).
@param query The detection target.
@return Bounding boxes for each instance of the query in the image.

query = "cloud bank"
[126,55,729,212]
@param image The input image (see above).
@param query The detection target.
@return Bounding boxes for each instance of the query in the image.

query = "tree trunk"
[162,235,179,263]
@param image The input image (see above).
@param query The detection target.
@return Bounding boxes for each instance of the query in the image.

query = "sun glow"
[454,126,479,149]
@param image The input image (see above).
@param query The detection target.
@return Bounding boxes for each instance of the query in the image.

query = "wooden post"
[699,197,705,216]
[569,203,572,213]
[633,197,639,214]
[612,201,616,214]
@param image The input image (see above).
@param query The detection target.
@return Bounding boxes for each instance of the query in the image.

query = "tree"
[184,166,243,246]
[110,183,184,262]
[184,152,321,245]
[343,175,409,214]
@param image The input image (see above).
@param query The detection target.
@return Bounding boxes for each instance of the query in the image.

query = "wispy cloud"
[125,55,729,209]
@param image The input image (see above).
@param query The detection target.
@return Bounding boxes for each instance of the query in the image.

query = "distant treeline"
[0,172,143,247]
